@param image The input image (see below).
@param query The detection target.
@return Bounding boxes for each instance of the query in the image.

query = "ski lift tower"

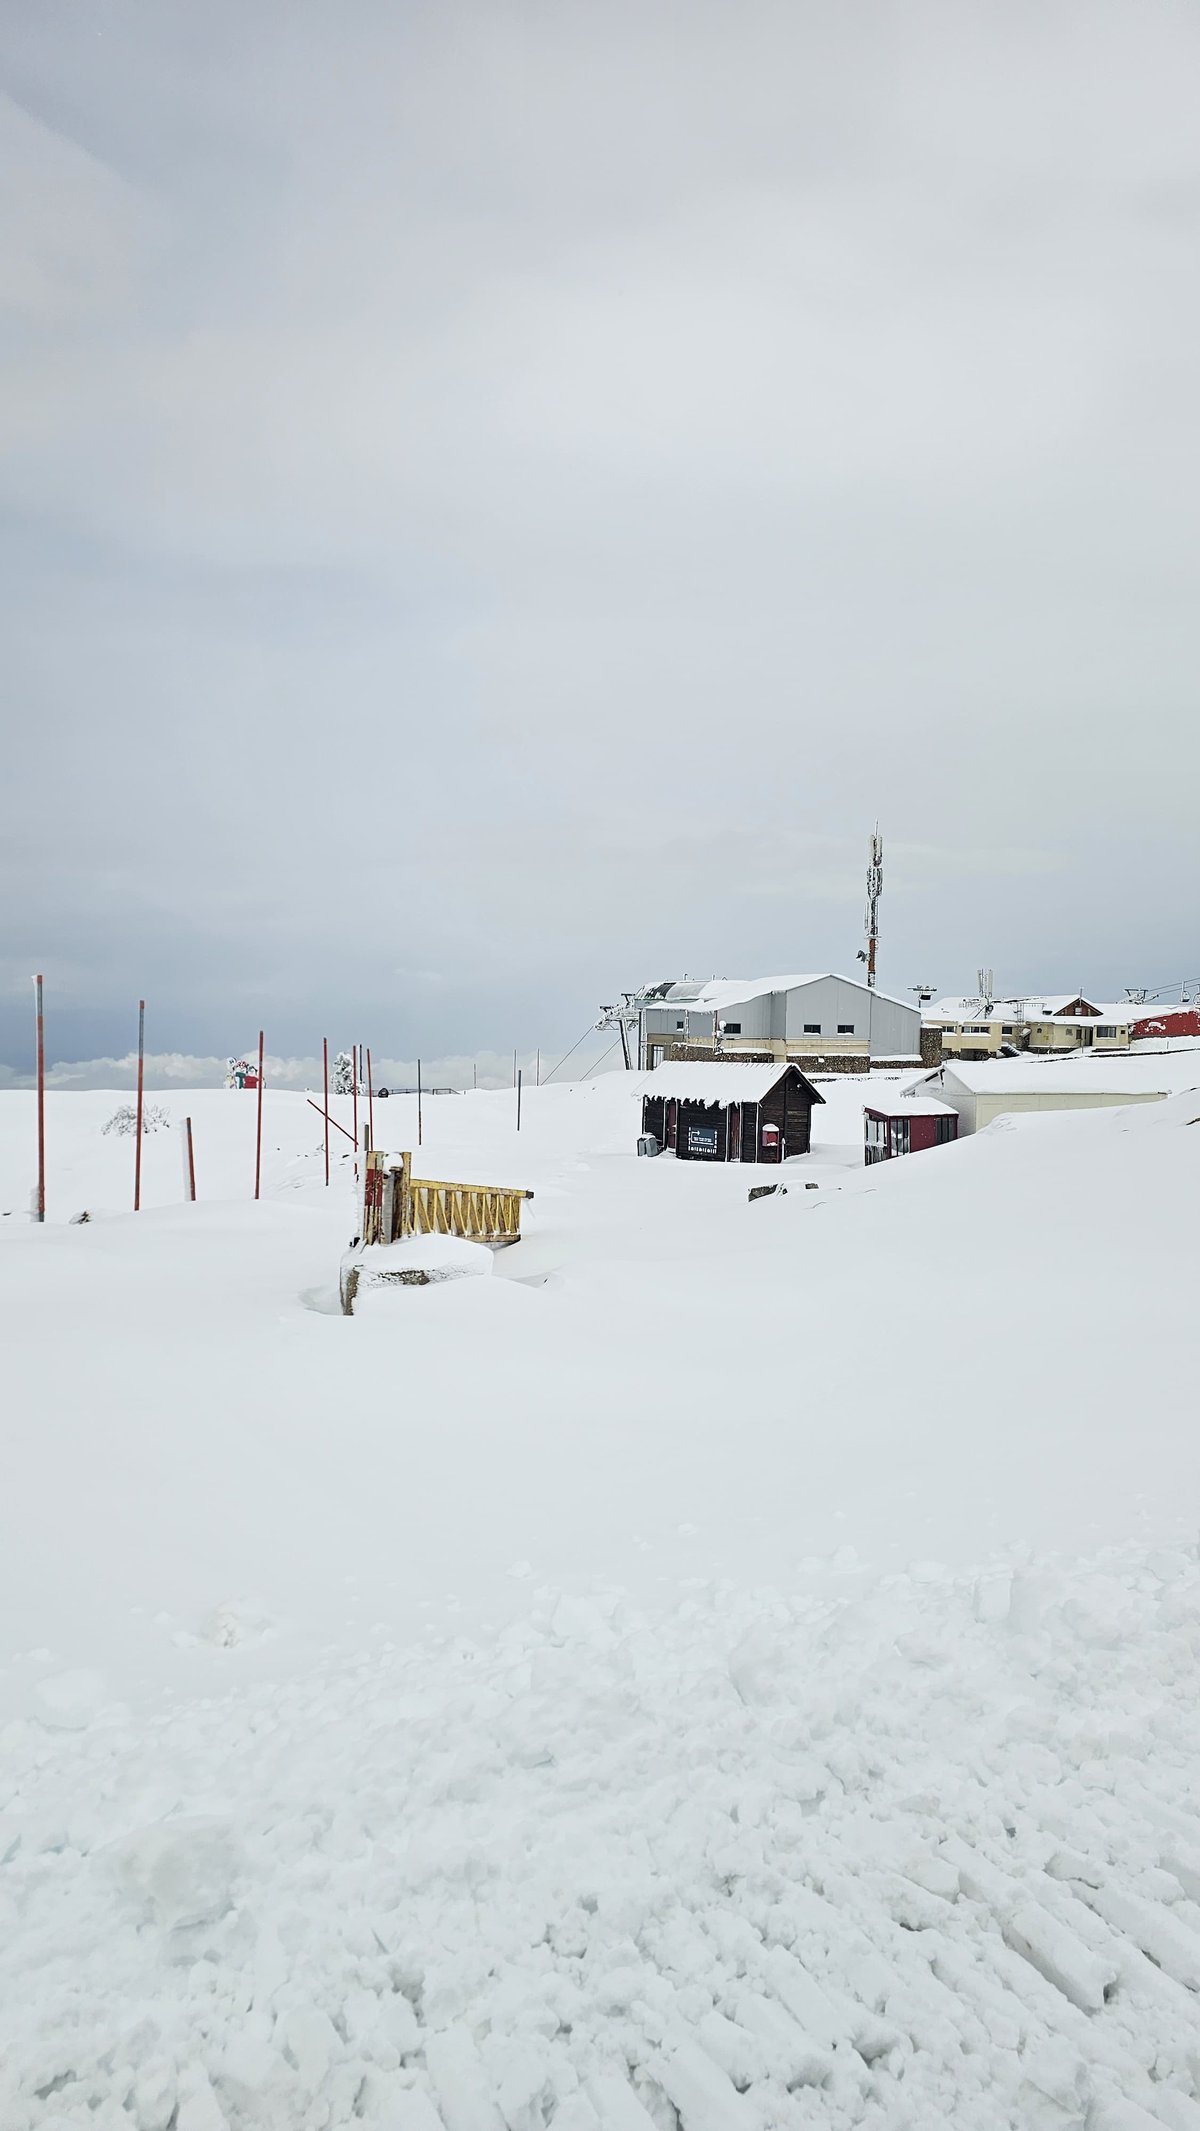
[596,994,642,1071]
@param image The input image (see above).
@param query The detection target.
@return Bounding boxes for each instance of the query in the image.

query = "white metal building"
[638,974,920,1070]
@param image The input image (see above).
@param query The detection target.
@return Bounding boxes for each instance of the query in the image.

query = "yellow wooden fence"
[361,1149,533,1249]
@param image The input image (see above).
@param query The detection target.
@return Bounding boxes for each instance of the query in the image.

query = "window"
[967,1025,990,1035]
[675,1019,685,1030]
[837,1023,854,1034]
[804,1023,821,1034]
[723,1022,741,1035]
[1001,1025,1015,1035]
[889,1118,911,1157]
[1097,1025,1117,1038]
[933,1117,956,1144]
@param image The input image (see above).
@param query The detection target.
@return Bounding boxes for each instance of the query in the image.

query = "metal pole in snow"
[134,1000,145,1211]
[254,1030,265,1200]
[366,1048,374,1153]
[536,1047,540,1086]
[472,1061,477,1090]
[516,1068,522,1132]
[34,974,45,1223]
[417,1057,423,1147]
[351,1049,359,1179]
[322,1037,330,1185]
[185,1116,197,1201]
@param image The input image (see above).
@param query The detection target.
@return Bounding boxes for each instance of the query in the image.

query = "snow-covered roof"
[922,1058,1187,1096]
[930,994,1134,1025]
[865,1094,957,1118]
[661,975,820,1012]
[641,1062,824,1104]
[651,973,917,1015]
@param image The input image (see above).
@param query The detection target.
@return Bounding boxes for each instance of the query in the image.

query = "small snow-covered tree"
[332,1051,357,1095]
[102,1102,170,1137]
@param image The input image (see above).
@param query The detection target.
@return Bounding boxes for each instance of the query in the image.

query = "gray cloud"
[3,0,1199,1070]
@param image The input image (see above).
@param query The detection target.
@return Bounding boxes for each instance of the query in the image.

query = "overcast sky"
[3,0,1198,1085]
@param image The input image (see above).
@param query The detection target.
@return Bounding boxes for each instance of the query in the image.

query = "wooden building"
[863,1093,958,1165]
[641,1062,824,1164]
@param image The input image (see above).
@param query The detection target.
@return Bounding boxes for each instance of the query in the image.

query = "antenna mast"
[864,825,883,989]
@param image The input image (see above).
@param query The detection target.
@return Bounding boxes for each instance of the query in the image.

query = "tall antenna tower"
[863,825,883,989]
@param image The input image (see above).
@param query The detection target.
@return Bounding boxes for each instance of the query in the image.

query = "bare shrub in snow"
[332,1051,357,1095]
[102,1103,170,1138]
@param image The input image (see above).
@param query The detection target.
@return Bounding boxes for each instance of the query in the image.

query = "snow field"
[5,1547,1200,2129]
[3,1074,1200,2126]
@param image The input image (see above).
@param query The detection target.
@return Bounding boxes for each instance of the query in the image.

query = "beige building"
[929,992,1133,1062]
[919,1059,1171,1135]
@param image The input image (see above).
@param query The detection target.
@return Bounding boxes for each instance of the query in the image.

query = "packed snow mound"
[5,1550,1200,2129]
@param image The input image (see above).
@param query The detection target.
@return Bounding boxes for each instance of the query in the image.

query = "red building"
[864,1093,958,1165]
[1129,1008,1200,1041]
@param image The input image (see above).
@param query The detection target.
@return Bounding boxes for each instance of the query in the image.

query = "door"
[666,1100,678,1151]
[728,1105,741,1161]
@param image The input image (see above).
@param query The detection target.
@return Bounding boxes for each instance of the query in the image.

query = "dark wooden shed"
[641,1061,825,1165]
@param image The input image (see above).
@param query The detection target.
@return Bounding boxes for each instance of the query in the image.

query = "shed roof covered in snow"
[865,1093,958,1118]
[639,1062,825,1105]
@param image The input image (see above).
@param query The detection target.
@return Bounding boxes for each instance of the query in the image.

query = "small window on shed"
[804,1023,821,1034]
[675,1019,685,1030]
[723,1022,741,1034]
[837,1023,854,1034]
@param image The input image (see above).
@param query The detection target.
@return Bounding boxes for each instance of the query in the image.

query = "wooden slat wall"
[363,1152,533,1247]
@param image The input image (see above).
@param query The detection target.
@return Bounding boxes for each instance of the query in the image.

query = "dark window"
[1096,1025,1117,1037]
[804,1023,821,1034]
[837,1023,854,1034]
[675,1019,685,1030]
[723,1022,741,1035]
[889,1117,911,1156]
[933,1117,956,1144]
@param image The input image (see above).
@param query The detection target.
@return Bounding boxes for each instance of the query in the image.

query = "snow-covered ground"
[3,1074,1200,2128]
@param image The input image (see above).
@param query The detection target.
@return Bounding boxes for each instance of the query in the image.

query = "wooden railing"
[361,1150,533,1249]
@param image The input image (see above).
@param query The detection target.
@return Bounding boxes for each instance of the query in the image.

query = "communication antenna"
[859,824,883,989]
[976,967,995,1014]
[910,982,937,1006]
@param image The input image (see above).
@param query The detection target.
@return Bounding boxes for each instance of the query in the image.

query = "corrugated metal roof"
[641,1063,825,1104]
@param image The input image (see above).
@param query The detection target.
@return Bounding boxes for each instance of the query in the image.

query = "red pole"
[254,1030,265,1200]
[322,1037,330,1185]
[351,1047,359,1176]
[134,999,145,1212]
[306,1097,357,1145]
[34,974,45,1224]
[366,1047,374,1153]
[185,1116,197,1201]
